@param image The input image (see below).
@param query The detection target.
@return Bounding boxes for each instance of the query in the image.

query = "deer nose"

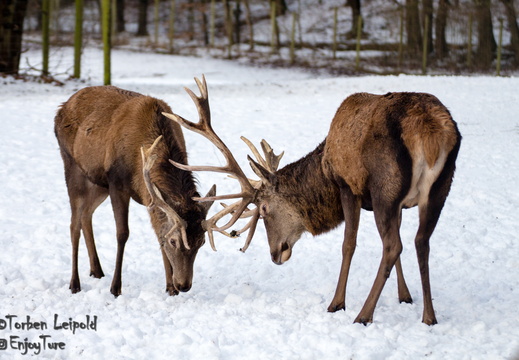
[271,242,291,265]
[175,282,192,293]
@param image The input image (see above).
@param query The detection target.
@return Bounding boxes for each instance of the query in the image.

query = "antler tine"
[141,136,190,250]
[240,136,268,169]
[241,136,284,173]
[260,139,284,172]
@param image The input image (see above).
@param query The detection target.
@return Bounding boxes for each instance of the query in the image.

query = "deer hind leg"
[355,205,403,325]
[69,197,82,293]
[109,189,130,297]
[395,210,413,304]
[81,183,109,279]
[415,157,456,325]
[328,186,361,313]
[65,158,107,293]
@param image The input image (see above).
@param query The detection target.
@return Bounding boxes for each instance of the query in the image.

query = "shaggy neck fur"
[275,140,344,236]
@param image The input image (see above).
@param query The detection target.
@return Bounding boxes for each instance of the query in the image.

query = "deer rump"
[323,92,460,211]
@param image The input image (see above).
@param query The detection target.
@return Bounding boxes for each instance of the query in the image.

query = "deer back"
[54,86,194,206]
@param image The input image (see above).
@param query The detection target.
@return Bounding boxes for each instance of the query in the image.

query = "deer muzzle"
[271,242,292,265]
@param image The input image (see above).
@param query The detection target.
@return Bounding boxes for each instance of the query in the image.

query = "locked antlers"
[162,75,283,251]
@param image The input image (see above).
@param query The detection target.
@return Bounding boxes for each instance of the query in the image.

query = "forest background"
[1,0,519,79]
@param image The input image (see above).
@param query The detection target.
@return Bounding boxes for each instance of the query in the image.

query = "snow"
[1,46,518,359]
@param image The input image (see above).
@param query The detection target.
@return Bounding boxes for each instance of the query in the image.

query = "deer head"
[141,135,215,293]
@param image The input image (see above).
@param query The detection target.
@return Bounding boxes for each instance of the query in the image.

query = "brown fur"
[253,92,461,325]
[323,92,459,196]
[54,86,213,297]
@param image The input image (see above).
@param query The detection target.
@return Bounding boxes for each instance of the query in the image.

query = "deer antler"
[233,137,283,252]
[141,136,190,250]
[241,137,284,174]
[162,75,260,251]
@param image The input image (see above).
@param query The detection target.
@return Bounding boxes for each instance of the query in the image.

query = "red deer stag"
[54,83,215,297]
[165,81,461,325]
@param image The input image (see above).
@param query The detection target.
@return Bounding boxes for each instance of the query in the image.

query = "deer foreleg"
[328,188,361,312]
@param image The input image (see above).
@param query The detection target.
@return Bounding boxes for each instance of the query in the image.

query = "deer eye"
[169,239,178,248]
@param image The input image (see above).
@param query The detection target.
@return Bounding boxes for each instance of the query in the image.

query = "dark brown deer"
[54,83,215,297]
[165,81,461,325]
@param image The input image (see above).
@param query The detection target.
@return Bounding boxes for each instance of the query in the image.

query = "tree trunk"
[234,0,242,44]
[272,0,287,16]
[137,0,149,36]
[243,0,254,50]
[116,0,125,33]
[422,0,433,54]
[500,0,519,65]
[474,0,496,69]
[0,0,29,74]
[346,0,362,39]
[405,0,422,56]
[435,0,449,59]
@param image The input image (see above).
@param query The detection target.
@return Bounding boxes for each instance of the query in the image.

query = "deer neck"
[276,140,344,236]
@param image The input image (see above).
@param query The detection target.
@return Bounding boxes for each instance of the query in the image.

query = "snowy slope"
[0,47,518,359]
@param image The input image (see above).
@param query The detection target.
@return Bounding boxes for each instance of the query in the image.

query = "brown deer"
[165,78,461,325]
[54,84,215,297]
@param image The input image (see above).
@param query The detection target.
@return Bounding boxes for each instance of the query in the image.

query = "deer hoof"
[423,316,438,326]
[399,295,413,304]
[90,269,105,279]
[327,302,345,313]
[354,315,372,325]
[69,281,81,294]
[110,285,122,297]
[166,285,179,296]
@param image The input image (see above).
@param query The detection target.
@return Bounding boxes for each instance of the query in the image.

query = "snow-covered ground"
[1,47,518,359]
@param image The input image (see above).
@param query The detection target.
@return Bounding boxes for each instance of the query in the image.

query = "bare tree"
[474,0,496,69]
[137,0,149,36]
[0,0,29,74]
[346,0,363,39]
[422,0,433,54]
[500,0,519,65]
[116,0,125,33]
[406,0,422,56]
[435,0,450,60]
[272,0,287,16]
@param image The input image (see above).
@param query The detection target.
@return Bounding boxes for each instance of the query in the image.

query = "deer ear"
[200,184,216,213]
[248,156,276,186]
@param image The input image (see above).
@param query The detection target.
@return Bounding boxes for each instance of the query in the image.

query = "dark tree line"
[1,0,518,75]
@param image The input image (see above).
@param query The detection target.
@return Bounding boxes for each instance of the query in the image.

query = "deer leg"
[414,164,455,325]
[395,210,413,304]
[109,190,130,297]
[355,206,402,325]
[161,248,178,296]
[81,183,108,279]
[69,198,82,293]
[395,257,413,304]
[64,158,87,294]
[415,204,438,325]
[328,187,361,312]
